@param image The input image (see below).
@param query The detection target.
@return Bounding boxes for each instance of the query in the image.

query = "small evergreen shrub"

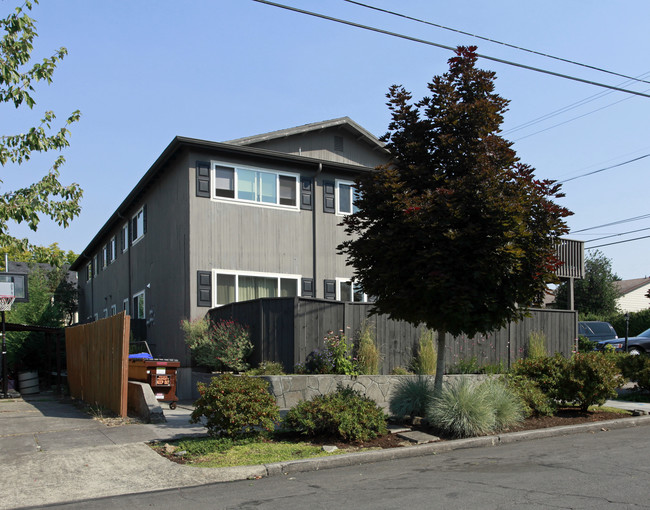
[391,366,413,375]
[181,317,213,368]
[294,331,357,375]
[447,356,481,374]
[411,329,437,375]
[479,378,524,430]
[505,374,556,417]
[526,331,547,359]
[578,335,596,353]
[247,361,285,376]
[389,376,435,418]
[509,353,567,399]
[557,352,621,411]
[479,361,506,375]
[284,385,387,442]
[190,374,280,437]
[617,354,650,391]
[426,378,496,438]
[355,321,382,375]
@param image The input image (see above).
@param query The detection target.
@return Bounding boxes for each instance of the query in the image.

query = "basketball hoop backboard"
[0,273,28,302]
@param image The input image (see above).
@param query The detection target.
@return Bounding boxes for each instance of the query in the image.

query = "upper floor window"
[93,254,99,276]
[336,180,359,215]
[133,290,145,319]
[213,163,298,208]
[120,222,129,253]
[109,236,117,262]
[86,263,92,282]
[131,206,146,244]
[102,244,109,269]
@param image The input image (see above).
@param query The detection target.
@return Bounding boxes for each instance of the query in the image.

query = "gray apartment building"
[70,118,390,396]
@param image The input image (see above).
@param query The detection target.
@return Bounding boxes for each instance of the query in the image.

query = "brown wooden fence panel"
[65,312,129,417]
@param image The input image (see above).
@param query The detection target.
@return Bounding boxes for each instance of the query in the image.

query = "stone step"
[397,430,441,444]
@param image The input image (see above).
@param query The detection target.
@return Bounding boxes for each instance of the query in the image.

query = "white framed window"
[110,304,117,316]
[336,180,359,215]
[121,222,129,253]
[132,207,145,245]
[214,269,300,306]
[122,298,129,314]
[102,244,109,269]
[86,263,92,282]
[212,163,299,209]
[132,290,145,319]
[337,278,370,302]
[93,254,99,276]
[109,236,116,263]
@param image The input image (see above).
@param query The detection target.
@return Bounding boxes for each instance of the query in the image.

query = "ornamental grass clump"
[355,321,382,375]
[190,374,280,437]
[479,378,524,430]
[411,329,437,375]
[426,378,496,438]
[388,376,435,418]
[284,385,387,442]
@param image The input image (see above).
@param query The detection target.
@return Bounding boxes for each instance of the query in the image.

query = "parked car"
[578,321,618,342]
[596,328,650,355]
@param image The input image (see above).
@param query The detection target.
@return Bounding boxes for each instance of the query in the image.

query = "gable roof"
[614,277,650,295]
[226,117,389,155]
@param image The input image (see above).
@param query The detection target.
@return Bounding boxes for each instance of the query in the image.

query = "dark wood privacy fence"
[65,312,130,417]
[207,298,578,373]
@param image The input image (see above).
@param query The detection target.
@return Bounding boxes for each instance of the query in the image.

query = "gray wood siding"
[246,130,387,168]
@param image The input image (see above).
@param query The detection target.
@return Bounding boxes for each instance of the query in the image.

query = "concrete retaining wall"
[191,373,490,411]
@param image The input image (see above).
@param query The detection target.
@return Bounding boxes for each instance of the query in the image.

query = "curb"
[229,414,650,479]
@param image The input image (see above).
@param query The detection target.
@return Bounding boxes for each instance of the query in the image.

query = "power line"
[343,0,650,86]
[557,154,650,184]
[586,234,650,250]
[253,0,650,99]
[572,214,650,233]
[585,226,650,244]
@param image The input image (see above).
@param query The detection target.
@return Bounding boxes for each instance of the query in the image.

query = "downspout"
[312,163,323,296]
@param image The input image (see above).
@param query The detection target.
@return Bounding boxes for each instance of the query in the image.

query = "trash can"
[128,357,180,409]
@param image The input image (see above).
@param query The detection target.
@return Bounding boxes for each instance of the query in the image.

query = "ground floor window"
[337,279,371,302]
[215,270,300,306]
[133,290,145,319]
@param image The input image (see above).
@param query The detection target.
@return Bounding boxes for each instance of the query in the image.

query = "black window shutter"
[323,180,335,214]
[196,160,211,198]
[301,278,314,297]
[143,205,147,234]
[197,271,212,307]
[324,279,336,300]
[300,177,313,210]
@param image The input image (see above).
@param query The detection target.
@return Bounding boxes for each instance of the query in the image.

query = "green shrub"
[479,378,524,430]
[181,317,212,368]
[190,374,280,437]
[479,361,506,375]
[578,335,596,353]
[284,385,387,442]
[295,331,357,375]
[411,329,437,375]
[355,321,382,375]
[557,352,621,411]
[526,331,547,359]
[509,353,567,399]
[183,318,253,372]
[505,374,556,417]
[447,356,480,374]
[617,353,650,391]
[391,366,413,375]
[247,361,285,376]
[389,376,435,418]
[426,378,495,438]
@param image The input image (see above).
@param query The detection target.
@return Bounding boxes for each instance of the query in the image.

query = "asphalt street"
[39,424,650,510]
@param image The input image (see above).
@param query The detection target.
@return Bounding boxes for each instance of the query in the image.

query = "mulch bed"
[155,407,633,464]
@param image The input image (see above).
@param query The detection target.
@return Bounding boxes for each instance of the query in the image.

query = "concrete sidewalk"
[2,393,650,509]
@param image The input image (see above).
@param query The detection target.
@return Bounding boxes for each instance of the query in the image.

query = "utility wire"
[586,234,650,249]
[343,0,650,86]
[572,214,650,233]
[557,153,650,184]
[253,0,650,99]
[585,226,650,244]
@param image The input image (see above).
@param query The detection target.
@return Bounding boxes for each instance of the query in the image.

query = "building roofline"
[70,137,377,271]
[226,117,389,154]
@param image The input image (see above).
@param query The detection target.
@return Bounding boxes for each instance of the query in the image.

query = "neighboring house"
[70,117,390,397]
[615,277,650,313]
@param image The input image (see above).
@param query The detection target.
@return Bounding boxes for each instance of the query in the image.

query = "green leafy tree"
[554,250,620,315]
[339,47,571,393]
[1,1,82,253]
[0,242,77,267]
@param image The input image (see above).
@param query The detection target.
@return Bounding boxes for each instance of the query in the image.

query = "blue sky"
[4,1,649,280]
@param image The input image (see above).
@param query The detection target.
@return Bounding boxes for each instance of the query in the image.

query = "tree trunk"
[434,332,446,394]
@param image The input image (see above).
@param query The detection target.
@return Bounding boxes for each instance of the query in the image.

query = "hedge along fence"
[207,298,578,374]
